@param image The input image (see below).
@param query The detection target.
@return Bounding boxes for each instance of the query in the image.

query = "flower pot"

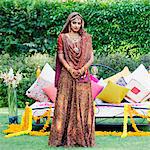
[8,85,18,124]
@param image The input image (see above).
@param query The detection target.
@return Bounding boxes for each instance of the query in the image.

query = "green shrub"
[0,0,149,58]
[0,52,55,108]
[93,53,149,79]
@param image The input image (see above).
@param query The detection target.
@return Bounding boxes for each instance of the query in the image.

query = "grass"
[0,108,150,150]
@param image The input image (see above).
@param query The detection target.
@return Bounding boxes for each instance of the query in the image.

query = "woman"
[48,12,95,147]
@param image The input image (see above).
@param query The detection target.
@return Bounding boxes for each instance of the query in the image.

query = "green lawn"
[0,108,150,150]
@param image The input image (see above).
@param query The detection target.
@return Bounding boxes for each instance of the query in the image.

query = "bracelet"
[79,69,82,75]
[84,66,88,71]
[79,67,85,75]
[67,66,71,72]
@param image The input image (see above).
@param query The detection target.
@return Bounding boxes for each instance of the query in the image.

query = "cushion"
[26,63,55,102]
[104,66,131,83]
[91,80,104,100]
[116,77,127,87]
[95,98,104,105]
[42,84,57,103]
[26,77,51,102]
[124,79,150,103]
[38,79,104,102]
[39,63,55,84]
[97,78,107,88]
[141,93,150,102]
[124,64,150,90]
[90,74,99,82]
[97,81,129,104]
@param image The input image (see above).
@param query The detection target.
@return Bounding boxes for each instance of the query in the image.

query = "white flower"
[0,68,22,87]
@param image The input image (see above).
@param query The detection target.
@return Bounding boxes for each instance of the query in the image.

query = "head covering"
[61,12,85,35]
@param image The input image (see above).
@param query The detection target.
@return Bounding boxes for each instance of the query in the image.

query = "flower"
[0,68,22,88]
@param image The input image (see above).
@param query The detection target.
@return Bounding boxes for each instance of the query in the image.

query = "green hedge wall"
[0,0,150,58]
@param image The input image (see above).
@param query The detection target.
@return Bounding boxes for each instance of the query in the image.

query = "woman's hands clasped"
[68,67,86,79]
[69,68,80,79]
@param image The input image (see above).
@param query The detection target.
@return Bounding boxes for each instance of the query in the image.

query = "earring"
[69,25,71,32]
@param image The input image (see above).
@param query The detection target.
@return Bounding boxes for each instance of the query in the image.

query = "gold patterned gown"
[48,33,95,147]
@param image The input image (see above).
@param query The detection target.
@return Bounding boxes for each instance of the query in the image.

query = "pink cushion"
[91,80,104,99]
[42,84,57,103]
[90,74,99,83]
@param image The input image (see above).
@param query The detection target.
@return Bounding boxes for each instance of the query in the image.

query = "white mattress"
[30,101,150,117]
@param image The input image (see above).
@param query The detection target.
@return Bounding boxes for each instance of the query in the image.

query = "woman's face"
[70,18,82,33]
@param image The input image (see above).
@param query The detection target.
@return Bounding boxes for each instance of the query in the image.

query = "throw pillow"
[91,80,104,100]
[124,79,150,103]
[42,84,57,103]
[104,66,131,83]
[124,64,150,90]
[26,77,51,102]
[97,81,129,104]
[39,63,55,84]
[116,77,127,87]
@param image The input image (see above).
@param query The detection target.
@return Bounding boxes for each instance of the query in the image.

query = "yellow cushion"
[104,66,131,83]
[97,81,129,104]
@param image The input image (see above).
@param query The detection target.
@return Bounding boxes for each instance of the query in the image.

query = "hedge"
[0,0,150,58]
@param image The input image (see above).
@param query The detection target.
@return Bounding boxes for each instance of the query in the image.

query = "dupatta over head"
[55,12,93,87]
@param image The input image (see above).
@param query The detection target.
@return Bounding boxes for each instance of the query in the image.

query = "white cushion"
[125,79,150,103]
[97,78,107,87]
[141,93,150,102]
[39,63,55,84]
[104,66,131,83]
[124,64,150,90]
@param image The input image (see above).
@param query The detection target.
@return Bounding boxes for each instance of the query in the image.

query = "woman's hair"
[61,12,85,36]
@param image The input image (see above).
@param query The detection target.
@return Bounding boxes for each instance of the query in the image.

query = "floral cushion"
[26,77,51,102]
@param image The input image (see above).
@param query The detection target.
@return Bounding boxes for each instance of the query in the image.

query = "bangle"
[67,66,71,72]
[79,67,85,75]
[82,66,86,72]
[84,66,88,71]
[79,69,82,75]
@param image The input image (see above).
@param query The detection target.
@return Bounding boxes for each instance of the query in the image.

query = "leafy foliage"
[0,0,149,58]
[0,52,55,108]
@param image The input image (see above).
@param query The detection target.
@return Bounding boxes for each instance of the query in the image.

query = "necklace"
[66,33,81,53]
[74,47,80,53]
[68,33,81,43]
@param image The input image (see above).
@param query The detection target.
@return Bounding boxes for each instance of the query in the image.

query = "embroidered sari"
[48,12,95,147]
